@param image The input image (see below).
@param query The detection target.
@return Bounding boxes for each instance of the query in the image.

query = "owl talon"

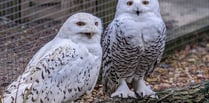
[111,79,136,98]
[135,79,158,98]
[111,90,136,98]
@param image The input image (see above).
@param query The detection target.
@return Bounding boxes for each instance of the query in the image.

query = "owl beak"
[85,32,95,39]
[135,7,142,16]
[136,10,141,16]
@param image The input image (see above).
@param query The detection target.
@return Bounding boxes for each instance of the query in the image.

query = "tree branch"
[97,81,209,103]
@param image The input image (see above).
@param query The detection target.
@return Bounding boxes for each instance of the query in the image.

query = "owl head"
[57,13,103,44]
[115,0,161,17]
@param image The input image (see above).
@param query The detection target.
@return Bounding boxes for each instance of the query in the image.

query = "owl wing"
[101,20,123,94]
[145,23,166,75]
[157,24,166,63]
[3,39,101,103]
[102,19,139,94]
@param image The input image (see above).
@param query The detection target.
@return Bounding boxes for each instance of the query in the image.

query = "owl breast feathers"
[101,0,166,98]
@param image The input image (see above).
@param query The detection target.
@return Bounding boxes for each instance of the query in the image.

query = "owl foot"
[111,79,136,98]
[135,79,158,98]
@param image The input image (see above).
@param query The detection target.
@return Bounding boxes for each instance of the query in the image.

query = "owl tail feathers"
[1,95,14,103]
[2,92,19,103]
[102,75,120,96]
[2,83,34,103]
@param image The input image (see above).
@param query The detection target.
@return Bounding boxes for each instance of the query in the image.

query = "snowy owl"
[101,0,166,98]
[2,12,103,103]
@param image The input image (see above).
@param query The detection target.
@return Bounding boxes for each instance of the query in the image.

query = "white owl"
[101,0,166,98]
[2,12,103,103]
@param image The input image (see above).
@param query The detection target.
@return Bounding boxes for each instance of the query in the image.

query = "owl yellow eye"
[127,1,133,6]
[95,22,99,26]
[142,0,149,5]
[76,21,86,26]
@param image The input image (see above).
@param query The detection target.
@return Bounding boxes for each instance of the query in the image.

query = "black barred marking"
[62,52,65,58]
[41,71,45,79]
[78,87,81,92]
[35,79,39,83]
[68,89,72,93]
[46,69,50,74]
[42,63,47,69]
[32,88,39,94]
[25,88,29,92]
[36,67,41,70]
[5,90,11,94]
[84,71,86,76]
[40,99,43,103]
[74,88,77,91]
[11,96,14,100]
[57,58,63,65]
[32,97,35,102]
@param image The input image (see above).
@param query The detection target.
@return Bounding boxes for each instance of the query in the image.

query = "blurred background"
[0,0,209,95]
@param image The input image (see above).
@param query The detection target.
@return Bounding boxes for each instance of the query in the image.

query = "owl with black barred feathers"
[2,13,103,103]
[101,0,166,98]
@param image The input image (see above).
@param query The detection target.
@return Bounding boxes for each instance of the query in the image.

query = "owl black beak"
[136,10,141,16]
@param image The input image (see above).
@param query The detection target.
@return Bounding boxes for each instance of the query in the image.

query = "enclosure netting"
[0,0,117,94]
[0,0,208,94]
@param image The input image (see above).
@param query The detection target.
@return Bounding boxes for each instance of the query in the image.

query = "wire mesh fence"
[0,0,117,94]
[0,0,209,94]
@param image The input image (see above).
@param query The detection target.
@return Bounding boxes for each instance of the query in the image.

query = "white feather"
[101,0,166,98]
[2,12,102,103]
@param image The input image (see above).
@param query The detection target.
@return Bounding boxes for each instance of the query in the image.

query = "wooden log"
[97,81,209,103]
